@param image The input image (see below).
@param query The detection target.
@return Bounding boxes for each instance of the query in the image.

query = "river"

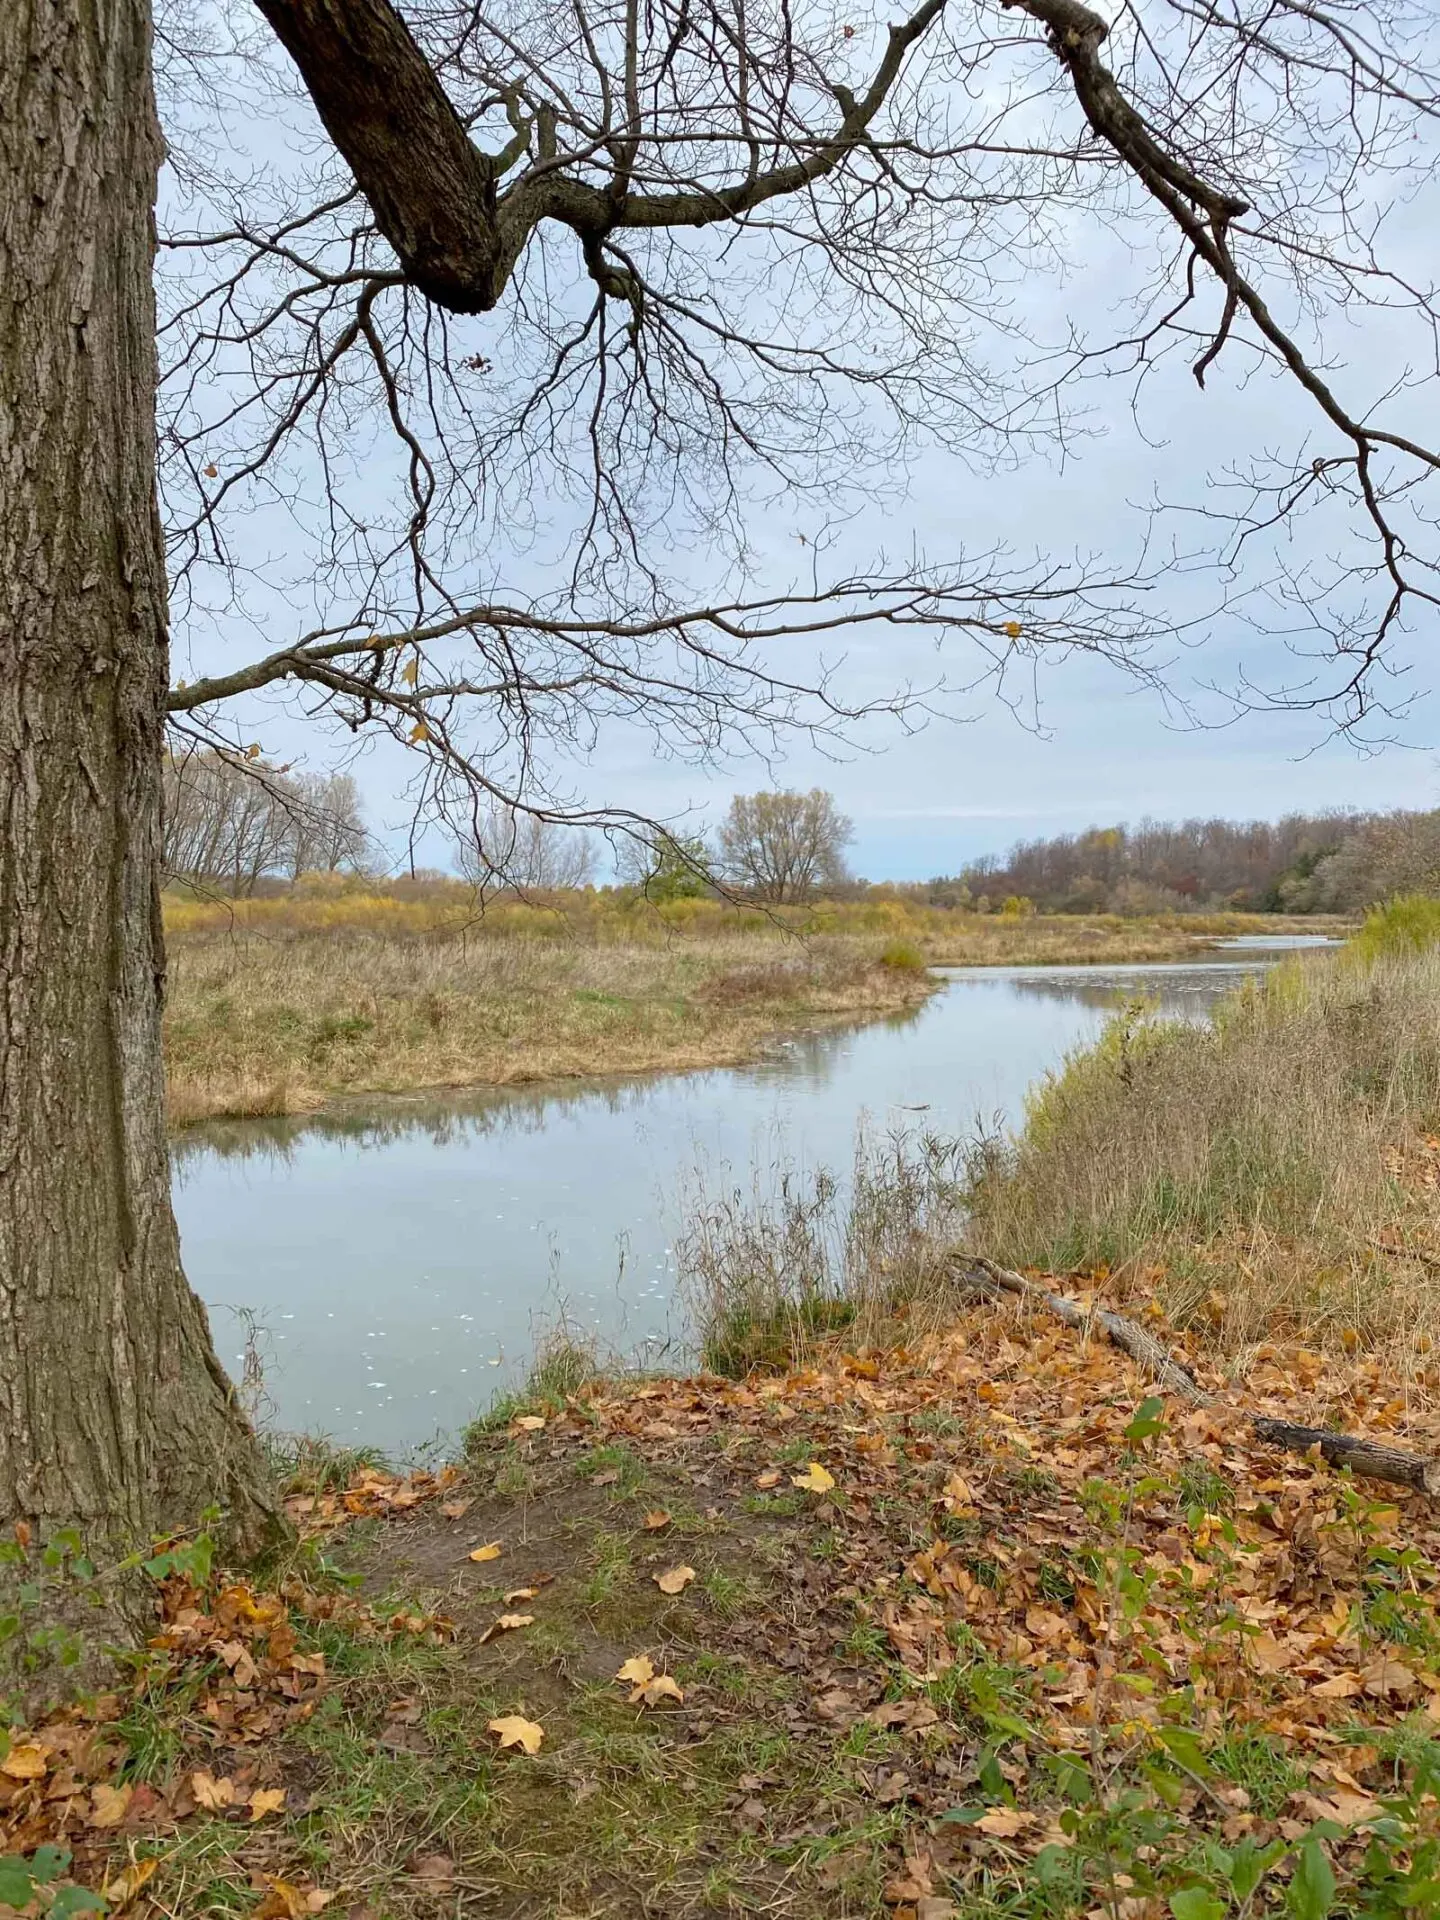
[172,937,1336,1456]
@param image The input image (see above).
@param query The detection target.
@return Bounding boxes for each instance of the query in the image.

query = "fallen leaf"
[104,1857,160,1911]
[468,1541,502,1563]
[441,1498,473,1521]
[504,1586,541,1603]
[642,1509,672,1530]
[655,1565,696,1595]
[976,1806,1036,1837]
[791,1462,836,1494]
[0,1742,48,1780]
[479,1612,534,1643]
[409,1854,456,1886]
[191,1768,238,1810]
[488,1714,544,1754]
[249,1787,288,1820]
[754,1471,782,1489]
[616,1654,656,1685]
[514,1415,546,1432]
[89,1781,133,1827]
[630,1674,685,1707]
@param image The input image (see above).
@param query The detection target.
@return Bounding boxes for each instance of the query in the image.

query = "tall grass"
[678,1131,968,1374]
[162,928,936,1124]
[964,911,1440,1364]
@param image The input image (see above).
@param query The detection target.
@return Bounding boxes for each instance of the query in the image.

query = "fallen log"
[952,1255,1440,1496]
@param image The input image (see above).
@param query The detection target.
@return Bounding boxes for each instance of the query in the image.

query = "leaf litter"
[8,1292,1440,1916]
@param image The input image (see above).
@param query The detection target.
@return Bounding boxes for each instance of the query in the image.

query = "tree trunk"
[0,0,280,1553]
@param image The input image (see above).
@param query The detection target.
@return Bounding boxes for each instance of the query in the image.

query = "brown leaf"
[409,1854,456,1886]
[754,1471,781,1490]
[975,1806,1035,1837]
[191,1768,238,1811]
[642,1509,672,1530]
[440,1498,473,1522]
[655,1565,696,1595]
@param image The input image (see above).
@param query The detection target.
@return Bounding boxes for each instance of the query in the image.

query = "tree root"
[952,1255,1440,1496]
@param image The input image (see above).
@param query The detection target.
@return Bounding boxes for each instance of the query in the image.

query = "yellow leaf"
[401,657,419,687]
[488,1714,544,1754]
[504,1586,540,1603]
[976,1806,1035,1837]
[1003,620,1022,638]
[615,1654,655,1686]
[191,1768,238,1810]
[514,1415,546,1432]
[0,1742,48,1780]
[497,1612,534,1630]
[249,1786,287,1821]
[103,1858,159,1911]
[408,722,430,744]
[468,1541,502,1563]
[246,742,261,760]
[654,1565,696,1596]
[642,1509,672,1530]
[791,1462,835,1494]
[630,1674,685,1707]
[89,1781,132,1827]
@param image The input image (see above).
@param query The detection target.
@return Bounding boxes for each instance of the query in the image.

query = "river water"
[172,937,1335,1455]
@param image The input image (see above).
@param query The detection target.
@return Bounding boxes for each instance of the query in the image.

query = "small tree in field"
[717,791,854,902]
[4,0,1440,1560]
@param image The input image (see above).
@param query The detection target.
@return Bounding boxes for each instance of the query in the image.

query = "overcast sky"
[162,5,1440,883]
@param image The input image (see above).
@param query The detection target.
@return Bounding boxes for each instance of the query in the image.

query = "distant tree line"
[935,811,1440,915]
[163,751,369,894]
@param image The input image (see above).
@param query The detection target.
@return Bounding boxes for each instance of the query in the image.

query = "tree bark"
[0,0,280,1553]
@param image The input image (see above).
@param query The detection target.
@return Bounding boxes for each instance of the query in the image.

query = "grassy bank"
[7,1312,1440,1919]
[162,893,1342,1124]
[964,900,1440,1369]
[162,931,937,1125]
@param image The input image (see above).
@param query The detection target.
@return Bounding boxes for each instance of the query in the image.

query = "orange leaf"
[654,1565,696,1596]
[249,1787,287,1821]
[468,1541,502,1563]
[642,1510,672,1530]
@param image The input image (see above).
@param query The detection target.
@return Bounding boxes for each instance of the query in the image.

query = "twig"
[952,1257,1440,1496]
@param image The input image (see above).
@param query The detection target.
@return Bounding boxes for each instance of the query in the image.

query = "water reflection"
[174,941,1332,1453]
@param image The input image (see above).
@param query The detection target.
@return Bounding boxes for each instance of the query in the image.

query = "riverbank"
[8,1304,1439,1919]
[162,905,1341,1124]
[163,932,939,1126]
[964,902,1440,1370]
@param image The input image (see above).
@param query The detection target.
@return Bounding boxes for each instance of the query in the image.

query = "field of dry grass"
[162,927,939,1125]
[161,886,1342,1125]
[962,911,1440,1372]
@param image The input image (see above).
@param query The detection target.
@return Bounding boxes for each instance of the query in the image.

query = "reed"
[963,913,1440,1369]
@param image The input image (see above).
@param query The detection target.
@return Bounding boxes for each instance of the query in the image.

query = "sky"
[159,1,1440,884]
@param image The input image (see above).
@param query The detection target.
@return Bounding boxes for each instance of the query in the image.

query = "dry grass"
[161,887,1342,1124]
[963,925,1440,1370]
[677,1130,970,1374]
[162,928,936,1125]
